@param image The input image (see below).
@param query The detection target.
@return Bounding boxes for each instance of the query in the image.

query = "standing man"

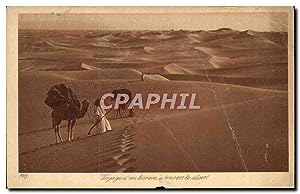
[93,97,112,134]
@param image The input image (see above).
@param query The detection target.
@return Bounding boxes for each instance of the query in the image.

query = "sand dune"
[144,74,169,81]
[18,29,289,173]
[163,73,288,91]
[247,30,288,48]
[19,119,137,172]
[89,42,116,48]
[140,63,198,75]
[45,41,73,48]
[140,33,172,40]
[97,34,125,43]
[208,55,235,68]
[187,29,238,44]
[80,63,169,81]
[187,33,201,43]
[134,94,288,172]
[81,63,141,77]
[18,73,288,172]
[199,30,280,49]
[19,88,287,172]
[209,28,236,32]
[163,63,195,74]
[45,41,90,53]
[18,70,286,135]
[194,47,236,68]
[234,32,280,47]
[19,29,287,74]
[143,46,155,54]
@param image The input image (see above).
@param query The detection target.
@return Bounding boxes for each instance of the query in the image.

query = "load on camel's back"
[45,83,81,111]
[44,83,90,143]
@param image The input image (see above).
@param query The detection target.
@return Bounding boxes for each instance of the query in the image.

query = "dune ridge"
[81,63,168,81]
[163,63,195,74]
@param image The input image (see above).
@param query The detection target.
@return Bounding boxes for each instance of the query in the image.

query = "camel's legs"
[123,108,126,117]
[119,108,123,117]
[57,125,63,143]
[54,125,63,143]
[54,125,59,143]
[121,107,126,117]
[116,109,120,117]
[120,107,125,117]
[70,120,76,140]
[120,108,124,118]
[67,120,72,141]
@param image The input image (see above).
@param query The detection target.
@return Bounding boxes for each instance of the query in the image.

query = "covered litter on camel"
[44,83,81,111]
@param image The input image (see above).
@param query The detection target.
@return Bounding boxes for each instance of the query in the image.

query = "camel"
[51,100,89,143]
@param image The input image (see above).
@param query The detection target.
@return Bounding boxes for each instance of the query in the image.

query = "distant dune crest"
[81,63,169,81]
[18,29,287,90]
[163,63,195,74]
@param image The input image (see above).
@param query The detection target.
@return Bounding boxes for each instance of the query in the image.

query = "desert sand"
[18,29,288,172]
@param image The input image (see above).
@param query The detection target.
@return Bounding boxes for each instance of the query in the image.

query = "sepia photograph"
[7,6,294,188]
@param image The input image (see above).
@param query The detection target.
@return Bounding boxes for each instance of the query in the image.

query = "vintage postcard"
[7,7,294,188]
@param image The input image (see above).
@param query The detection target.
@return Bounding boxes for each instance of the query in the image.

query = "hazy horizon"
[19,13,288,32]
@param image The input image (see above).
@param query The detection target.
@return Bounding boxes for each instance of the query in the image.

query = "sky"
[19,12,288,32]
